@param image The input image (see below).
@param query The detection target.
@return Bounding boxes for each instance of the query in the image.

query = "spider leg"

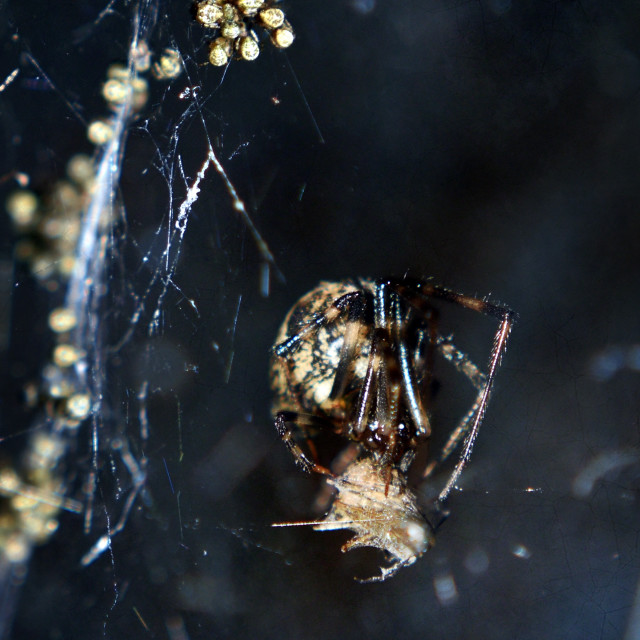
[412,310,439,401]
[437,334,487,391]
[437,312,515,501]
[422,395,482,479]
[345,286,416,474]
[275,411,334,476]
[347,322,402,470]
[373,328,403,491]
[273,291,365,359]
[388,278,516,327]
[386,278,516,502]
[422,335,487,477]
[391,291,432,438]
[351,329,383,438]
[348,284,432,464]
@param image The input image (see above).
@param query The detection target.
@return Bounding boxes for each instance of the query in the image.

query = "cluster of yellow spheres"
[195,0,294,66]
[87,44,182,146]
[0,299,88,567]
[0,432,80,565]
[5,155,95,285]
[2,183,91,564]
[3,167,93,565]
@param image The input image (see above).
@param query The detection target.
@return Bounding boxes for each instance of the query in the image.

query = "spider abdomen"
[270,279,375,426]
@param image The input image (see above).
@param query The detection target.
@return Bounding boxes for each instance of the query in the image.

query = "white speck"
[434,573,458,605]
[464,547,489,574]
[512,544,531,560]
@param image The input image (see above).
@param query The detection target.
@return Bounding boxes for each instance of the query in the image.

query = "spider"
[270,278,516,580]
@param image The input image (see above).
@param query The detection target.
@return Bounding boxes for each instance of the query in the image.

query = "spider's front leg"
[436,300,516,501]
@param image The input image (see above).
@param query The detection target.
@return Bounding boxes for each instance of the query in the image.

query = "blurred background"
[1,0,639,638]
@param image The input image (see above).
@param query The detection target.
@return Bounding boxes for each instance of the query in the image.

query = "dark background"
[1,0,639,638]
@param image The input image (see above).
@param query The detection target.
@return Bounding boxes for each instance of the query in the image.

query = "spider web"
[1,0,640,639]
